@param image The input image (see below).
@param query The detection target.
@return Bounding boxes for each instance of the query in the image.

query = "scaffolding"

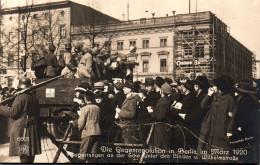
[173,12,253,82]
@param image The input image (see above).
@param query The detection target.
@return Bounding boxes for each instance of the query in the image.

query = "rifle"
[0,75,64,105]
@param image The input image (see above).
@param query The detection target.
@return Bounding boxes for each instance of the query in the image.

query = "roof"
[1,0,121,26]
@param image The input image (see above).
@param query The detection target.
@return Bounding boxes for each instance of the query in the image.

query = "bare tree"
[71,0,118,50]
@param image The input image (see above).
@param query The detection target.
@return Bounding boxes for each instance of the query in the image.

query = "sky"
[2,0,260,60]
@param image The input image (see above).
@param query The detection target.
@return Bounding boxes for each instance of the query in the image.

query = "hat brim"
[123,84,135,89]
[237,87,257,94]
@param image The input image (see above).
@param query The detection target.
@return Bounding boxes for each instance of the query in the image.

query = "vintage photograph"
[0,0,259,163]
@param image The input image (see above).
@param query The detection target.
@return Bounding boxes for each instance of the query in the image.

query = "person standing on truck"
[45,44,58,77]
[31,50,47,78]
[61,43,77,78]
[0,77,41,163]
[73,45,83,66]
[78,90,101,163]
[77,45,95,80]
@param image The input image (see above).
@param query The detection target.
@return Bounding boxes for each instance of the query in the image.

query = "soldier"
[45,44,58,77]
[61,43,77,78]
[73,45,83,66]
[0,78,41,163]
[77,46,95,80]
[31,50,47,78]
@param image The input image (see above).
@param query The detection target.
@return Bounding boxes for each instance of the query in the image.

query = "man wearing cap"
[77,46,95,80]
[148,83,173,152]
[45,44,58,77]
[78,90,101,163]
[115,80,141,144]
[61,43,77,78]
[154,76,165,93]
[111,82,126,117]
[0,77,41,163]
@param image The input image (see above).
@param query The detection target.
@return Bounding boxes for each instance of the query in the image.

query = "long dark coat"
[0,92,41,156]
[197,93,236,154]
[149,96,172,150]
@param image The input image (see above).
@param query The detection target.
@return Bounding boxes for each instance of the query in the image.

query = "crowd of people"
[64,75,260,163]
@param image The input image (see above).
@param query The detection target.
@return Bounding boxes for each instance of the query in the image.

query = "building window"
[160,59,167,72]
[8,54,14,66]
[43,28,48,39]
[117,41,123,50]
[94,43,100,48]
[20,31,25,43]
[160,38,167,47]
[143,61,149,72]
[33,14,37,19]
[142,40,149,48]
[44,13,49,19]
[9,32,14,41]
[184,45,192,56]
[32,30,37,41]
[9,17,13,21]
[196,45,204,58]
[60,11,65,16]
[129,40,136,48]
[22,15,25,20]
[60,25,66,39]
[105,42,111,51]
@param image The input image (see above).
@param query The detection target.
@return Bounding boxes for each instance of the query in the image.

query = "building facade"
[72,11,253,82]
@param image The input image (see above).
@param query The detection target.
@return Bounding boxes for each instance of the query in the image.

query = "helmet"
[18,77,31,89]
[91,47,100,55]
[82,45,91,54]
[74,45,82,52]
[65,43,72,49]
[49,44,56,52]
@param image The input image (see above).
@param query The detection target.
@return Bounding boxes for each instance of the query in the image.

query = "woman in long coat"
[197,77,236,163]
[0,78,41,163]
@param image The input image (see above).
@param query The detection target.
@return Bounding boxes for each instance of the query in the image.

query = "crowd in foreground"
[0,74,259,163]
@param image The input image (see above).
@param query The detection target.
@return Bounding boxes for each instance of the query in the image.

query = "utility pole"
[189,0,191,13]
[127,0,129,21]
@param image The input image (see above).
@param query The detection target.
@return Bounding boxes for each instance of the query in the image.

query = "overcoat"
[77,53,94,78]
[0,93,41,156]
[118,93,140,144]
[61,52,77,78]
[45,52,57,77]
[197,93,236,154]
[78,104,101,138]
[149,96,172,150]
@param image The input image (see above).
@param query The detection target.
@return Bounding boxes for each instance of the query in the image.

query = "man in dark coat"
[197,77,236,163]
[116,81,140,144]
[232,80,259,163]
[45,44,58,77]
[31,50,47,78]
[111,82,126,116]
[184,76,210,149]
[148,83,172,151]
[0,78,41,163]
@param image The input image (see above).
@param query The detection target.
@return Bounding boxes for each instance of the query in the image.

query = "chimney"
[122,14,125,21]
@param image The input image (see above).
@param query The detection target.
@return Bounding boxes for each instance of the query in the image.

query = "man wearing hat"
[78,90,101,163]
[111,82,126,115]
[197,77,236,162]
[232,80,259,162]
[0,77,41,163]
[77,45,95,80]
[115,80,141,144]
[154,76,165,93]
[181,76,210,149]
[45,44,58,77]
[61,43,77,78]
